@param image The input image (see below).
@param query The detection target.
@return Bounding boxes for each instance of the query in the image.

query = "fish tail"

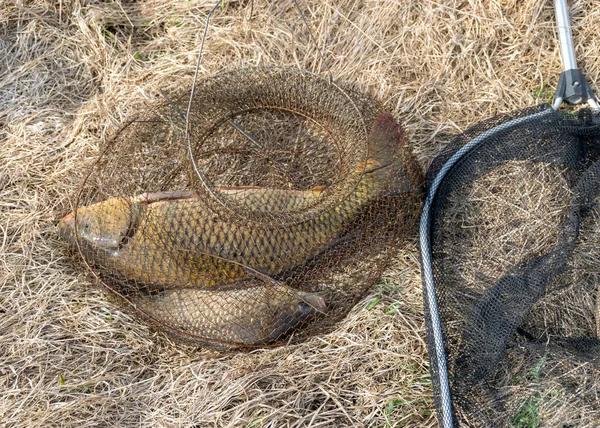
[365,112,424,196]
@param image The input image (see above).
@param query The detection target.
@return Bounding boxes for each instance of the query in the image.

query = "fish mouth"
[58,213,76,245]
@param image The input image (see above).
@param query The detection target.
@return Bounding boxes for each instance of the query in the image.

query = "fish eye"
[79,223,90,236]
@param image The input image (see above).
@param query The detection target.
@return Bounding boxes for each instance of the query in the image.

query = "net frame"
[420,106,558,426]
[419,0,600,425]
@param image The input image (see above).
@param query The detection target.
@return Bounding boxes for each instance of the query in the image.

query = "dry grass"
[3,0,600,426]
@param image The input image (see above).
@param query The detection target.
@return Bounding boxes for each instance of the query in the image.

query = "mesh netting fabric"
[423,105,600,426]
[59,67,424,350]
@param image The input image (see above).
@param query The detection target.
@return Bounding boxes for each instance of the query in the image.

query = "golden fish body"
[60,166,378,288]
[132,282,326,347]
[59,113,423,290]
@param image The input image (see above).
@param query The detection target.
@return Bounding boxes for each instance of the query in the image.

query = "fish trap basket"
[67,67,423,350]
[422,105,600,426]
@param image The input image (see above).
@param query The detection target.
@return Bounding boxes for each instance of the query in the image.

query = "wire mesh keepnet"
[423,104,600,426]
[59,67,424,350]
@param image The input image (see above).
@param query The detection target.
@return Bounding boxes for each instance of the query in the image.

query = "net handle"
[552,0,599,110]
[555,0,577,72]
[419,109,555,428]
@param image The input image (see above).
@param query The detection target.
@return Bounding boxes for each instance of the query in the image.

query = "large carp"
[58,113,423,289]
[132,281,327,347]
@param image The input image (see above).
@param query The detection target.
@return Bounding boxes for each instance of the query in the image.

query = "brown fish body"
[132,282,326,347]
[63,169,379,289]
[59,113,423,290]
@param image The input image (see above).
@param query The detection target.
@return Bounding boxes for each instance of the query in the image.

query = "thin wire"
[292,0,333,83]
[228,119,296,186]
[159,89,186,121]
[185,0,223,150]
[290,1,372,180]
[227,120,264,149]
[184,0,227,209]
[185,0,282,189]
[183,0,369,226]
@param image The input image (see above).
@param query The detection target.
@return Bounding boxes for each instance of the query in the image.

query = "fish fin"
[134,190,196,204]
[366,112,424,195]
[135,187,265,203]
[217,185,262,191]
[298,293,327,314]
[217,186,264,197]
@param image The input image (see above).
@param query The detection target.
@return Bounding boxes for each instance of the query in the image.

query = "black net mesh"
[59,67,424,350]
[423,105,600,426]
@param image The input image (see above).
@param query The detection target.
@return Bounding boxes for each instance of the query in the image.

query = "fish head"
[267,291,327,342]
[58,198,138,259]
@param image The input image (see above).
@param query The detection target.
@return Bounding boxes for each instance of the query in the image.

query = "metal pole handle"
[554,0,578,72]
[552,0,598,109]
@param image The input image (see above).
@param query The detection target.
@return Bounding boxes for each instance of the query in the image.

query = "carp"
[132,282,327,347]
[58,113,423,289]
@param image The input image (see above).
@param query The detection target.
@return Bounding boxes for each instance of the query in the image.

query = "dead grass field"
[3,0,600,426]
